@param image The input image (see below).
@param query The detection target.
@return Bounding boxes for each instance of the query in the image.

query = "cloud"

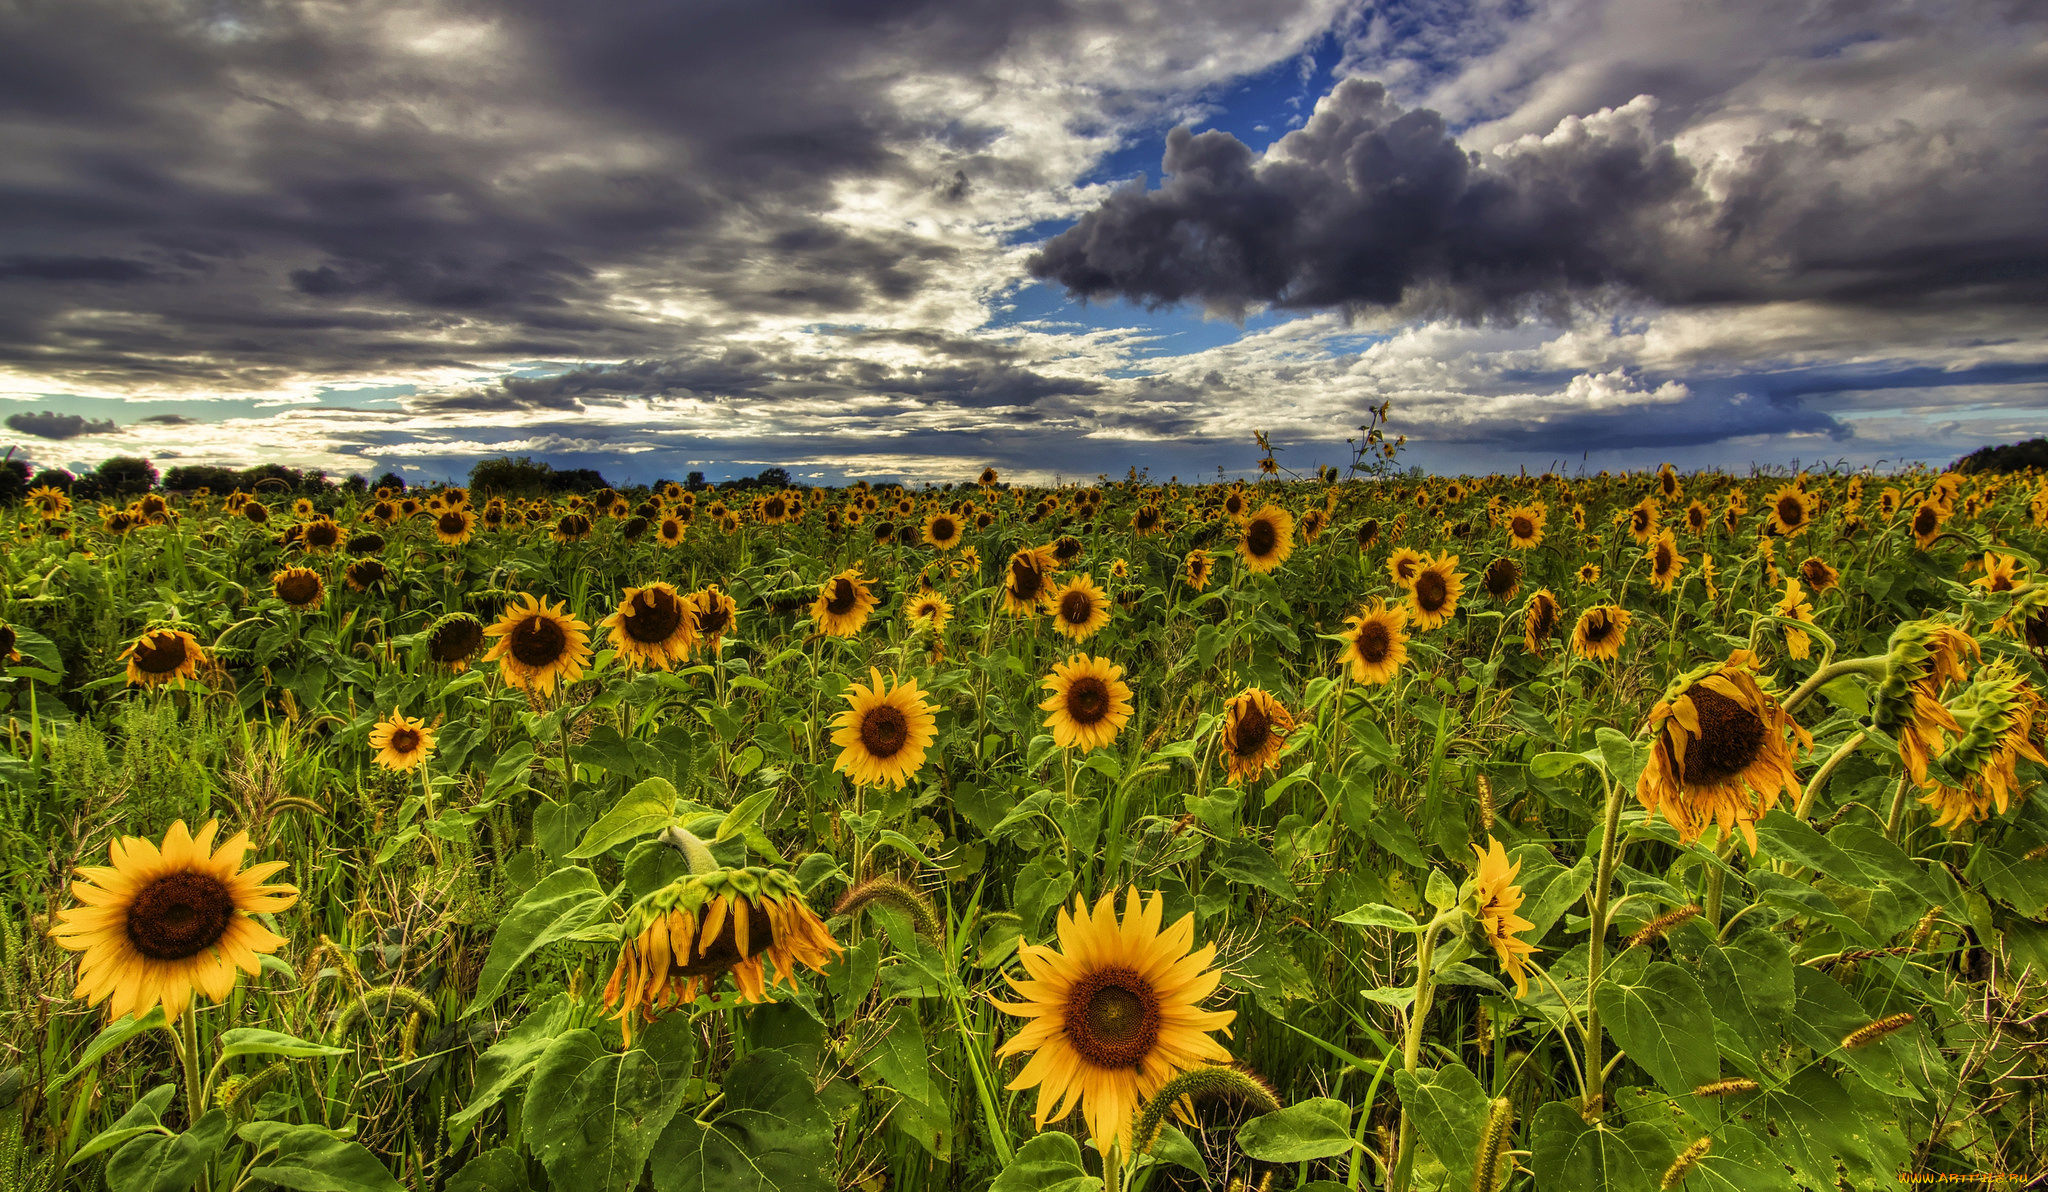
[5,410,120,439]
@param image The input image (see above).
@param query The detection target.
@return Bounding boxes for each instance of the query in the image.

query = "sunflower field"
[1,431,2045,1192]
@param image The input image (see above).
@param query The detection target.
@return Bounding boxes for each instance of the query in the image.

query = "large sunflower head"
[601,583,700,670]
[1571,604,1632,661]
[1503,504,1546,549]
[434,508,475,545]
[1406,552,1466,630]
[1469,837,1538,997]
[28,484,72,519]
[272,566,326,611]
[1481,556,1523,603]
[300,517,343,553]
[1647,530,1684,593]
[993,889,1235,1156]
[1636,650,1808,851]
[1765,483,1816,536]
[1236,505,1296,574]
[604,863,841,1042]
[1522,590,1561,656]
[1388,546,1425,588]
[122,628,205,688]
[369,709,436,771]
[693,586,739,651]
[482,593,593,695]
[1182,548,1214,592]
[1220,687,1293,784]
[1039,654,1134,752]
[1918,660,2047,830]
[51,820,297,1022]
[1339,598,1408,686]
[812,569,879,638]
[1003,545,1058,615]
[1048,574,1112,642]
[830,668,939,789]
[427,612,485,671]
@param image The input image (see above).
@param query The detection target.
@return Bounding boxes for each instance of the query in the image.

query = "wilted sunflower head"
[271,566,325,611]
[1637,650,1808,851]
[552,512,593,543]
[1571,604,1631,660]
[1003,545,1056,614]
[1481,557,1523,602]
[1801,556,1840,593]
[1220,688,1293,784]
[1522,590,1560,656]
[1919,659,2047,830]
[1355,518,1381,549]
[1873,618,1978,781]
[240,502,270,526]
[693,586,738,649]
[122,628,205,687]
[427,612,486,670]
[343,558,389,592]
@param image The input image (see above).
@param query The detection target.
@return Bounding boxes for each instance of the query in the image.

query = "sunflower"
[906,591,953,633]
[1339,599,1407,685]
[812,570,879,638]
[369,709,436,771]
[1775,577,1816,660]
[1571,605,1631,661]
[1003,545,1058,615]
[427,612,485,671]
[1040,654,1135,751]
[1048,574,1112,642]
[1131,504,1164,536]
[1919,660,2046,830]
[1521,590,1562,656]
[482,593,593,695]
[1222,490,1248,522]
[992,889,1236,1155]
[1471,837,1538,997]
[757,492,792,526]
[121,628,205,688]
[1387,547,1425,588]
[1182,549,1215,592]
[1627,498,1660,545]
[1355,518,1381,549]
[1699,553,1720,600]
[1798,556,1839,594]
[28,484,71,519]
[978,466,1000,486]
[1503,504,1546,549]
[1656,464,1683,501]
[1646,529,1684,592]
[601,583,699,670]
[1481,557,1523,603]
[1873,620,1977,783]
[831,669,939,789]
[239,502,271,527]
[50,820,297,1023]
[1220,688,1293,784]
[433,508,475,545]
[266,566,323,612]
[300,517,343,553]
[343,559,389,591]
[1683,500,1711,537]
[1407,552,1465,630]
[1765,484,1816,536]
[924,512,964,550]
[604,864,841,1042]
[1970,551,2024,595]
[551,512,593,543]
[1636,650,1807,851]
[693,586,739,653]
[1236,505,1295,574]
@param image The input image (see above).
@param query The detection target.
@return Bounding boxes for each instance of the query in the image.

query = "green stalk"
[1582,769,1625,1118]
[1391,911,1451,1192]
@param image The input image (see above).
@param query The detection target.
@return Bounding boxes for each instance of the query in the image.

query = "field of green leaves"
[1,433,2044,1191]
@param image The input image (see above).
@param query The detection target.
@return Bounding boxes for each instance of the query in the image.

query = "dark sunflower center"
[126,870,234,961]
[698,599,731,635]
[1065,675,1111,725]
[1354,620,1391,663]
[1357,520,1379,546]
[305,522,339,547]
[559,515,590,537]
[1414,570,1449,612]
[1680,686,1767,786]
[1137,509,1158,529]
[1484,560,1520,598]
[134,633,189,674]
[1010,561,1044,600]
[1059,590,1094,625]
[1776,497,1803,526]
[661,520,682,539]
[622,589,685,643]
[509,614,569,667]
[825,578,860,616]
[438,512,466,535]
[1583,613,1615,643]
[1064,966,1161,1069]
[278,573,321,606]
[0,626,14,657]
[765,498,785,518]
[1244,518,1278,556]
[859,703,910,758]
[1232,702,1272,755]
[1530,598,1557,637]
[1396,558,1419,582]
[431,619,483,661]
[675,899,775,977]
[388,727,421,755]
[1511,516,1534,539]
[244,504,270,524]
[932,517,957,541]
[1655,545,1674,574]
[2026,611,2048,653]
[1913,507,1937,535]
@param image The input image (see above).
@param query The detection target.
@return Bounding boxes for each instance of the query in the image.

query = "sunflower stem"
[1391,913,1449,1192]
[1581,767,1625,1119]
[656,825,720,875]
[1792,730,1869,823]
[1883,772,1914,841]
[1781,654,1888,717]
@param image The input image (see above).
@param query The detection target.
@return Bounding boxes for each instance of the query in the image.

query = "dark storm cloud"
[5,411,120,439]
[1031,74,2048,318]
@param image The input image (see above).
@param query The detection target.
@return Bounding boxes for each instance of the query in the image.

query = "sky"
[2,0,2044,487]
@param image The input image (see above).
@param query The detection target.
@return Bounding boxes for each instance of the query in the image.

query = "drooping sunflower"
[343,558,389,591]
[604,862,841,1042]
[1387,547,1425,588]
[1646,529,1684,593]
[924,511,964,550]
[1765,484,1816,536]
[601,583,699,670]
[1471,837,1538,997]
[121,628,205,688]
[1048,574,1112,642]
[1970,551,2025,595]
[1636,650,1808,851]
[1503,504,1546,549]
[1339,599,1407,686]
[1040,654,1135,751]
[693,586,739,653]
[1571,604,1632,661]
[369,709,436,771]
[1236,505,1295,574]
[1775,576,1816,660]
[1220,688,1293,784]
[433,508,475,545]
[271,566,325,611]
[1003,545,1059,615]
[1354,518,1381,549]
[482,593,593,695]
[1131,504,1164,536]
[992,889,1236,1155]
[812,570,879,638]
[1522,590,1561,656]
[1407,552,1466,630]
[1873,619,1977,783]
[1919,660,2046,830]
[1799,555,1840,594]
[1481,557,1523,603]
[831,668,939,789]
[300,517,343,553]
[551,512,594,543]
[50,820,297,1023]
[426,612,485,671]
[1182,548,1215,592]
[1908,500,1946,549]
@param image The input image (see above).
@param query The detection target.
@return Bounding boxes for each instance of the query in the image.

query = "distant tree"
[1954,439,2048,474]
[343,474,368,494]
[549,467,610,493]
[686,471,706,490]
[34,468,74,491]
[161,464,243,492]
[373,471,407,492]
[470,456,611,496]
[756,466,792,489]
[0,457,29,503]
[239,463,305,494]
[91,456,158,498]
